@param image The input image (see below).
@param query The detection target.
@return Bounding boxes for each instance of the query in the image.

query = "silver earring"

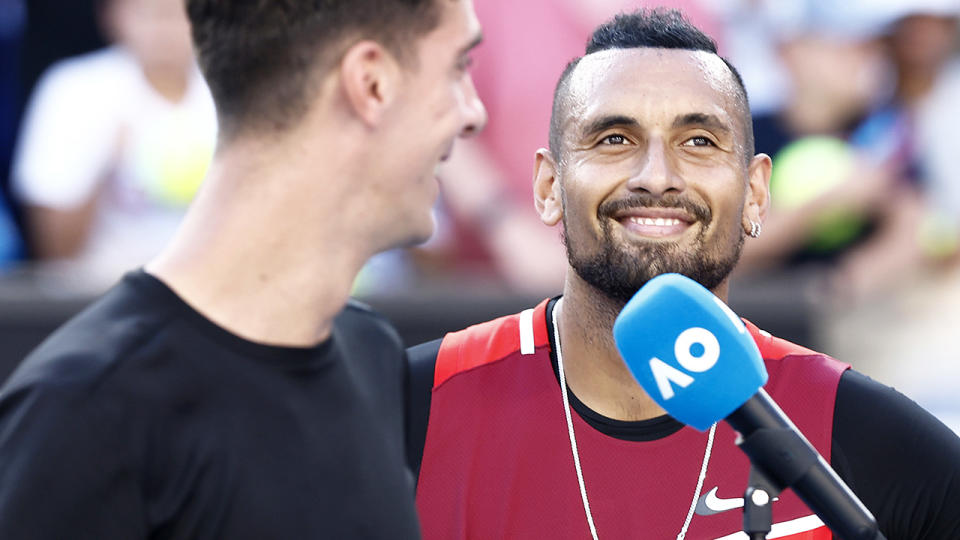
[749,220,762,238]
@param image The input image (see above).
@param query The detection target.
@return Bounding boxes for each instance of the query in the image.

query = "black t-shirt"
[406,299,960,539]
[0,271,421,539]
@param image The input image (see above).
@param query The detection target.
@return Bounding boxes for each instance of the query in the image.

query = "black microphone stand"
[730,391,887,540]
[742,466,779,540]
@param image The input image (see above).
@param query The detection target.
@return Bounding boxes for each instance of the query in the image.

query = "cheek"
[420,76,456,117]
[693,169,746,217]
[706,192,747,242]
[564,192,606,243]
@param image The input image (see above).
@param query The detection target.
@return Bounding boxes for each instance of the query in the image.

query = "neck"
[557,271,666,421]
[557,270,732,421]
[147,134,374,347]
[142,64,190,103]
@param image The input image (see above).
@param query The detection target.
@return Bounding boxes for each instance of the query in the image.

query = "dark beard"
[563,194,744,305]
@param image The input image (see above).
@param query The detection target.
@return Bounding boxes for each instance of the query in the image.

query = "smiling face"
[535,47,769,302]
[378,0,487,248]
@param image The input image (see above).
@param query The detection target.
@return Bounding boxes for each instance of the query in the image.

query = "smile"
[614,209,696,239]
[627,217,685,227]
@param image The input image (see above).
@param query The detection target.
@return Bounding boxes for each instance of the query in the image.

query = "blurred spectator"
[0,0,26,269]
[733,1,925,305]
[896,8,960,261]
[392,0,721,296]
[734,1,960,302]
[11,0,216,291]
[828,5,959,299]
[919,57,960,261]
[705,0,794,118]
[820,0,960,434]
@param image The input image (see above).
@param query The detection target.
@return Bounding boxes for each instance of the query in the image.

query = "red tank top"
[416,299,849,539]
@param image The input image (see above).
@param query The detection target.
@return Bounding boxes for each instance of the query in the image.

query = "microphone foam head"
[613,273,767,431]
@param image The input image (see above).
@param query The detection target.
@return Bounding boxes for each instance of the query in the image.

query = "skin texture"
[533,47,771,421]
[147,0,486,347]
[353,0,487,251]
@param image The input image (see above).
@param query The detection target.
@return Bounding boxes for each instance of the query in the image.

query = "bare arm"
[25,198,99,260]
[739,160,896,272]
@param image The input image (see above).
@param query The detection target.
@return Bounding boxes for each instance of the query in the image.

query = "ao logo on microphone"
[613,274,768,430]
[649,327,719,400]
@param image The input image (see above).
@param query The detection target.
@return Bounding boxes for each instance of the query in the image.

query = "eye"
[601,134,629,145]
[683,136,715,147]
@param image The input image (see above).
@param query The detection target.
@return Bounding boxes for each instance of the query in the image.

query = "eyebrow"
[459,32,484,56]
[580,115,640,138]
[671,112,731,134]
[578,112,732,141]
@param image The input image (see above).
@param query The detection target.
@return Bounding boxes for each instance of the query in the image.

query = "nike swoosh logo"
[695,487,780,516]
[696,487,744,515]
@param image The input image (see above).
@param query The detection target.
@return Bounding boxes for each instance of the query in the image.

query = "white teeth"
[629,217,682,226]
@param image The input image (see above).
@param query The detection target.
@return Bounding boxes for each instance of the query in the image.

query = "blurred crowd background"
[0,0,958,432]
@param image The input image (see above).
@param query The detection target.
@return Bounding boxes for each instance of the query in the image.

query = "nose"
[458,74,488,138]
[626,137,685,196]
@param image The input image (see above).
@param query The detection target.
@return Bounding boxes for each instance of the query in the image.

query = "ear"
[339,40,401,127]
[742,153,772,233]
[534,149,563,226]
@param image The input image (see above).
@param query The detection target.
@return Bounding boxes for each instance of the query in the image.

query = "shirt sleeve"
[832,369,960,540]
[0,375,145,539]
[11,54,122,209]
[404,338,441,483]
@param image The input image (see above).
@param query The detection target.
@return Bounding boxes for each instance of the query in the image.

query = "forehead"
[566,48,742,131]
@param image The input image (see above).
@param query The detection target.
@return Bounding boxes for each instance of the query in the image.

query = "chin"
[393,217,436,250]
[414,219,437,246]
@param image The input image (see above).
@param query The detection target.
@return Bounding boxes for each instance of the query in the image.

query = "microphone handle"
[727,389,886,540]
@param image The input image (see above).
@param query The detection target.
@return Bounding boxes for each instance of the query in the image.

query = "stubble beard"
[562,198,745,306]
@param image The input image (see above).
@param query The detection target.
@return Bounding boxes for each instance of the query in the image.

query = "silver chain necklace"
[552,298,717,540]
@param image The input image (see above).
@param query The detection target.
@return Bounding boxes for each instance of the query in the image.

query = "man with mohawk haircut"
[408,9,960,540]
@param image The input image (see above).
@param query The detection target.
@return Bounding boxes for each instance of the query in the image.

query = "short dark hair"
[548,9,753,163]
[186,0,442,139]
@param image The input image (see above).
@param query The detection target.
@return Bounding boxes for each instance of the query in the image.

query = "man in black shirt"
[0,0,486,537]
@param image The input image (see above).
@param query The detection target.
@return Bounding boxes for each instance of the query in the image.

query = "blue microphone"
[612,273,766,431]
[612,273,884,540]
